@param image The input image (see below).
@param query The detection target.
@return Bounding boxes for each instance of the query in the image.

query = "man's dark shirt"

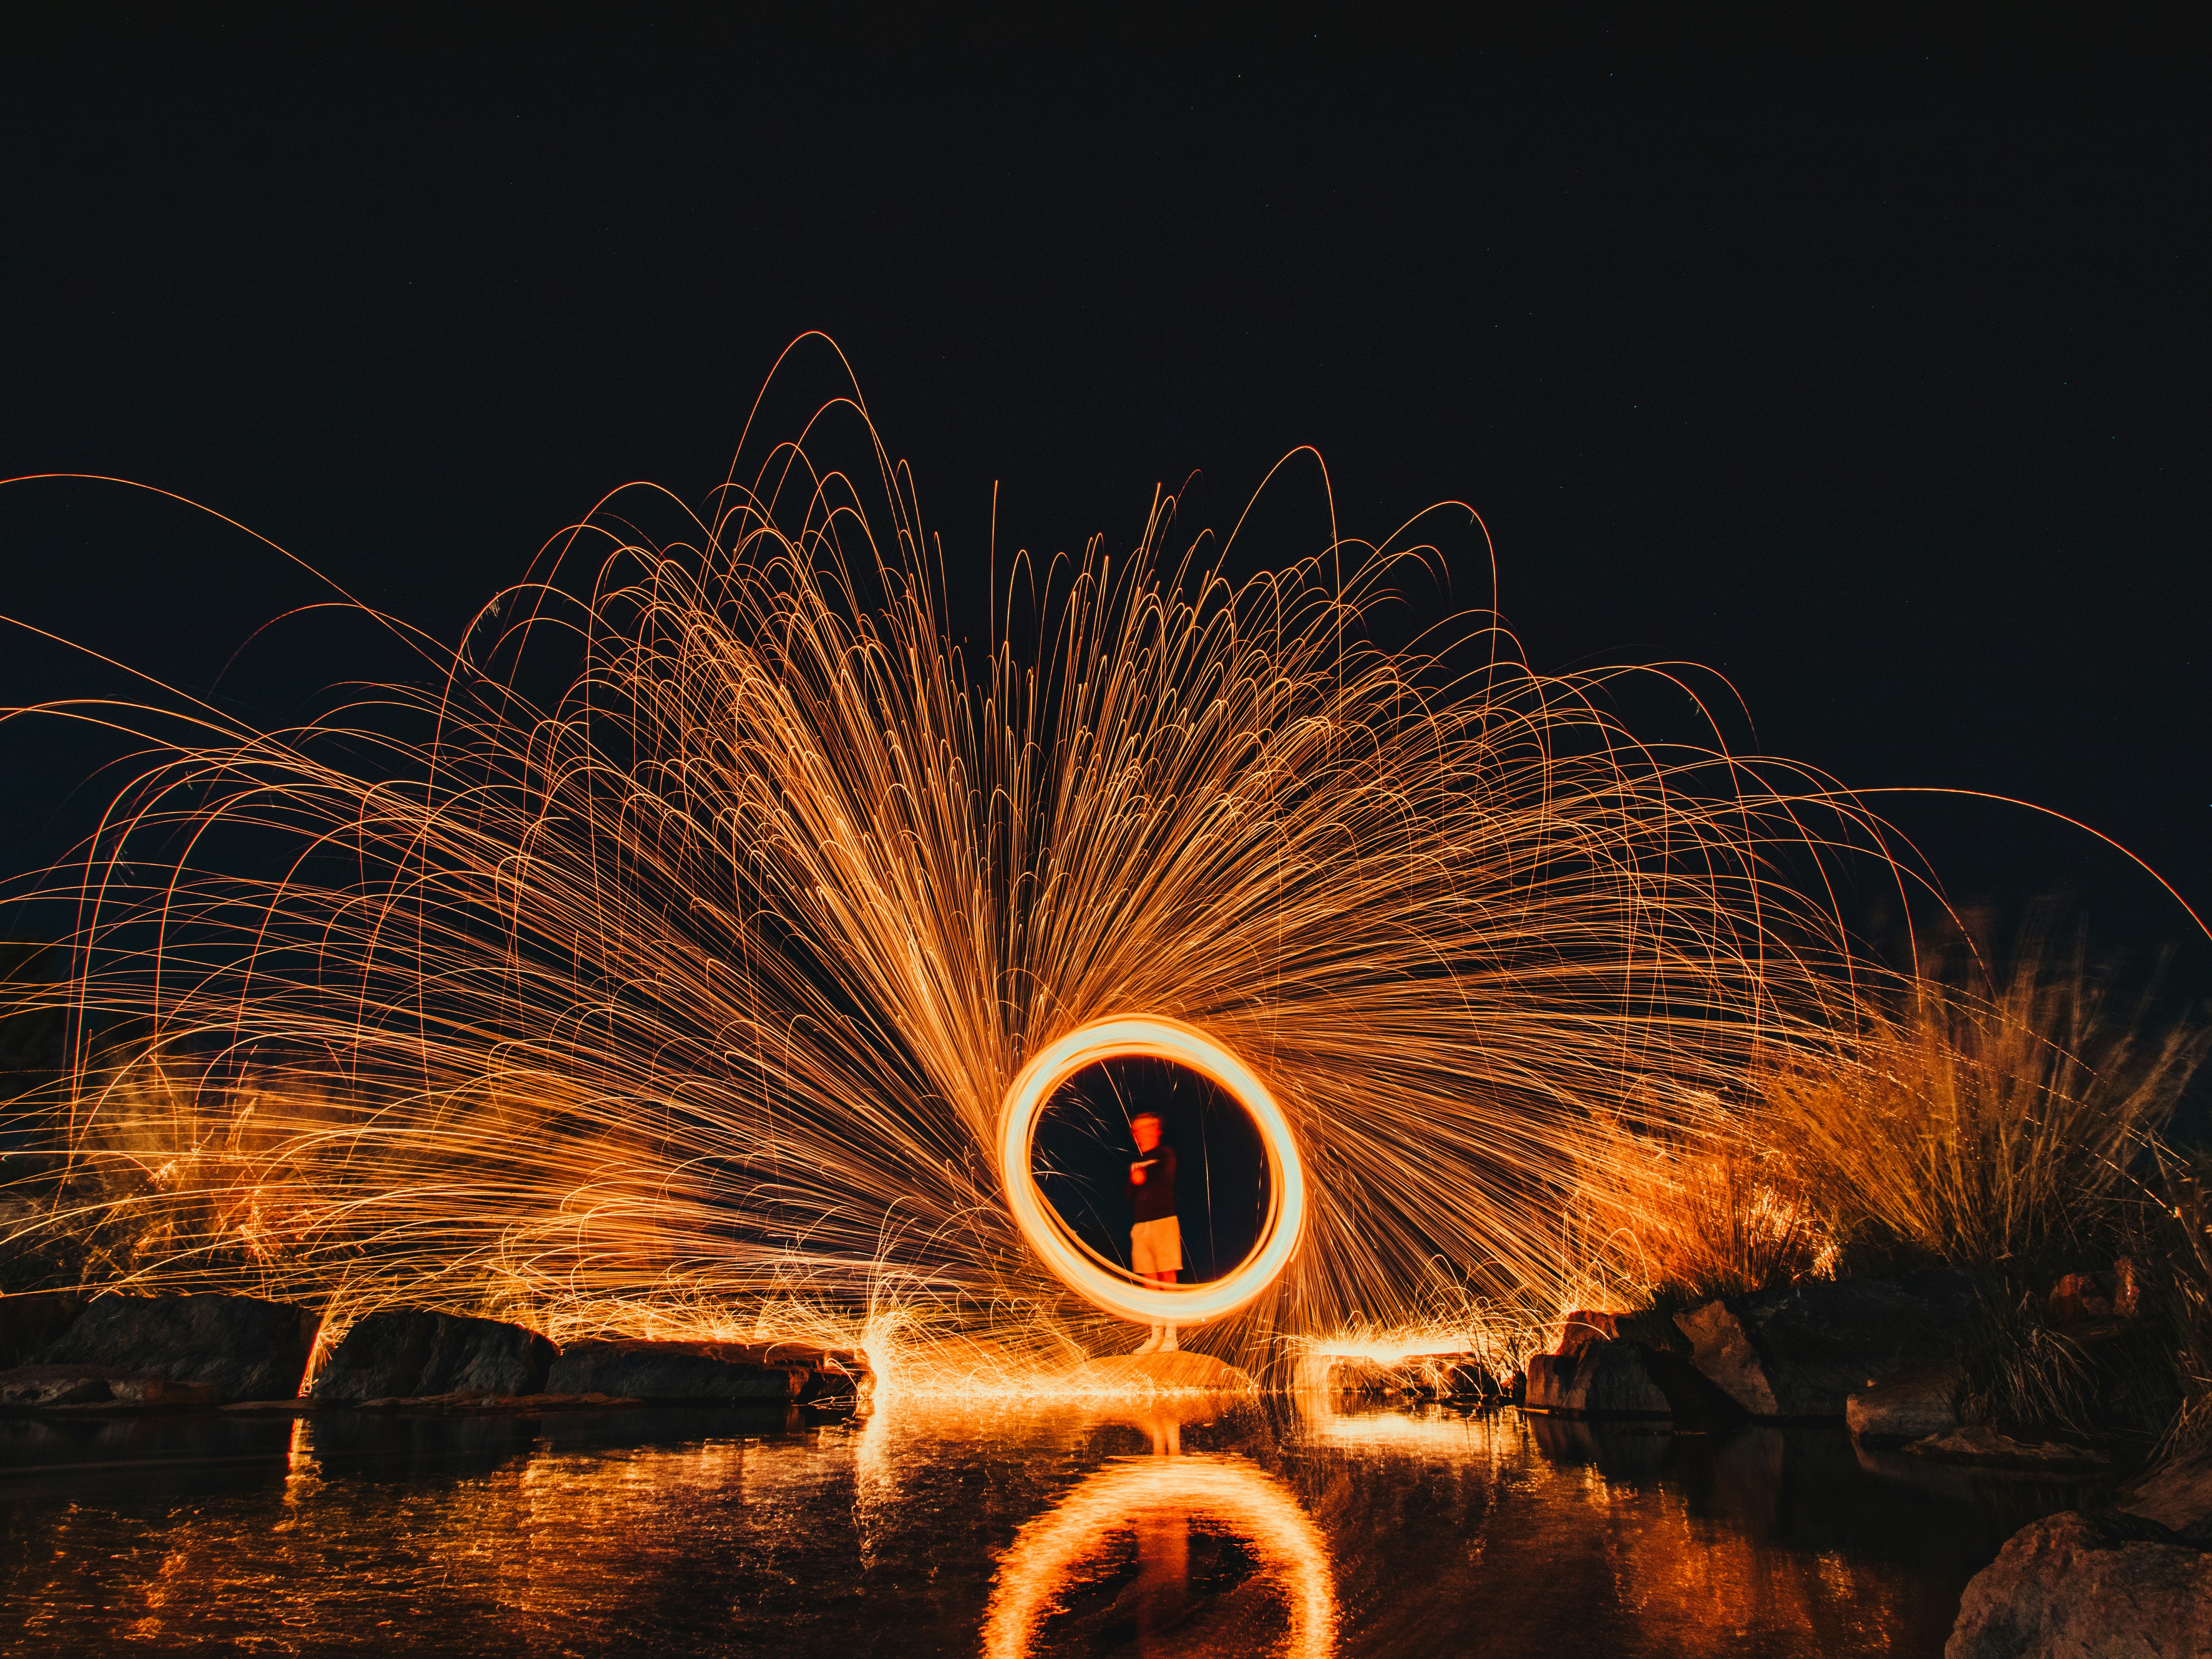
[1129,1145,1177,1223]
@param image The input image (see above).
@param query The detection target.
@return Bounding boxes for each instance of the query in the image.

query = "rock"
[0,1362,219,1409]
[0,1363,119,1407]
[29,1294,318,1404]
[2049,1271,2117,1325]
[1526,1338,1669,1416]
[1676,1271,1975,1419]
[1528,1333,1744,1423]
[1907,1425,2112,1474]
[0,1292,86,1366]
[1553,1307,1693,1357]
[2118,1442,2212,1546]
[1320,1352,1501,1400]
[545,1339,821,1403]
[312,1307,556,1404]
[1847,1359,1964,1441]
[1945,1510,2212,1658]
[1404,1357,1503,1400]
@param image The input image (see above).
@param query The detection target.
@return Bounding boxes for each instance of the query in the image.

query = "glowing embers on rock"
[997,1017,1307,1327]
[981,1452,1336,1659]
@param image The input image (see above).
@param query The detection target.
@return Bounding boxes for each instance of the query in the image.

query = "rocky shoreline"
[1321,1267,2209,1654]
[0,1291,869,1417]
[14,1280,2207,1651]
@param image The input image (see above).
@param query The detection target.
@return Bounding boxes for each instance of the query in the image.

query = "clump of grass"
[2134,1148,2212,1451]
[1745,935,2208,1438]
[1563,1117,1836,1306]
[1,1043,341,1299]
[1760,937,2205,1288]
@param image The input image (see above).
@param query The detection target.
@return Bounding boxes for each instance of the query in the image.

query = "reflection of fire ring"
[998,1016,1307,1326]
[982,1455,1335,1659]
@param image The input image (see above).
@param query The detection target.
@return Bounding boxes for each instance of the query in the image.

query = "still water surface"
[2,1396,2095,1656]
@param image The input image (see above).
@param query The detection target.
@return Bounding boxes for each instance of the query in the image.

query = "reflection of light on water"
[1297,1394,1508,1457]
[281,1414,320,1512]
[982,1454,1334,1659]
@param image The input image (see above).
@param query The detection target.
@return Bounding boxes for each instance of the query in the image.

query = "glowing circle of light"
[998,1016,1307,1326]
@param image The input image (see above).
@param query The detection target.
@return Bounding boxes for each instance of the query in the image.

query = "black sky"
[2,7,2207,987]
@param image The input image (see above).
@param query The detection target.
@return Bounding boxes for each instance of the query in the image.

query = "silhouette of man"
[1127,1110,1180,1354]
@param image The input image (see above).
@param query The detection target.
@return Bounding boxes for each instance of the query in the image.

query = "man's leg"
[1131,1226,1164,1352]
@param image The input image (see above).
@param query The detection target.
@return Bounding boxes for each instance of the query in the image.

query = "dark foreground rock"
[313,1308,556,1404]
[1527,1338,1670,1416]
[546,1339,861,1404]
[1946,1510,2211,1658]
[29,1294,318,1404]
[1677,1271,1976,1419]
[0,1292,87,1366]
[1527,1336,1737,1420]
[0,1362,219,1409]
[1847,1360,1966,1441]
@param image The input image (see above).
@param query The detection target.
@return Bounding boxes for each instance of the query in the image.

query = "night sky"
[4,9,2207,1003]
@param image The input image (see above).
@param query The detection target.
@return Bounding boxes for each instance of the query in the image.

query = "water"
[2,1396,2100,1656]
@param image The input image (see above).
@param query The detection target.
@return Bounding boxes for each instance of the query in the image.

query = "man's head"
[1131,1112,1163,1152]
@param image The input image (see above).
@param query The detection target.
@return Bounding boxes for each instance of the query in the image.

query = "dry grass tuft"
[1760,940,2204,1286]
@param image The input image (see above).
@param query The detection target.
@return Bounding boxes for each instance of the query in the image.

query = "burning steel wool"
[1,377,1913,1387]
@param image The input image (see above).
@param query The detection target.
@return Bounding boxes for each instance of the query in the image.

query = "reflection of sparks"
[1000,1016,1305,1326]
[982,1455,1334,1659]
[9,349,1914,1364]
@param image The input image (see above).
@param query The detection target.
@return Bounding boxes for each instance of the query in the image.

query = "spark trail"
[2,367,1908,1380]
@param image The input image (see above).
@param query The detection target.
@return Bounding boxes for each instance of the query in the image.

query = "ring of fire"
[998,1016,1308,1326]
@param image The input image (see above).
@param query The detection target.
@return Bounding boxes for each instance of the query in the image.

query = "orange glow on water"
[981,1453,1335,1659]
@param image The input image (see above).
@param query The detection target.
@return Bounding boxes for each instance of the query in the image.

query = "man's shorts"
[1131,1215,1183,1275]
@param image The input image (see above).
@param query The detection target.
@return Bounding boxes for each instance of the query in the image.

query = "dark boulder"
[546,1339,856,1404]
[29,1293,318,1404]
[0,1292,86,1366]
[1677,1271,1975,1419]
[1526,1338,1670,1417]
[1551,1307,1692,1358]
[1527,1336,1737,1421]
[0,1362,219,1409]
[312,1307,556,1404]
[1945,1510,2211,1658]
[1847,1359,1964,1441]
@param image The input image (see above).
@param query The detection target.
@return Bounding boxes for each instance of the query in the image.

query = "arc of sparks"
[998,1016,1307,1326]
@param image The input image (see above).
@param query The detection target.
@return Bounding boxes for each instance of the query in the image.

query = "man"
[1127,1110,1180,1354]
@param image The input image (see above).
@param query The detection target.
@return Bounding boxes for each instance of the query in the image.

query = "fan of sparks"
[6,383,1901,1377]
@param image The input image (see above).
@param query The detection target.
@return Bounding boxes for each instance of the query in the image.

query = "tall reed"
[1761,940,2203,1286]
